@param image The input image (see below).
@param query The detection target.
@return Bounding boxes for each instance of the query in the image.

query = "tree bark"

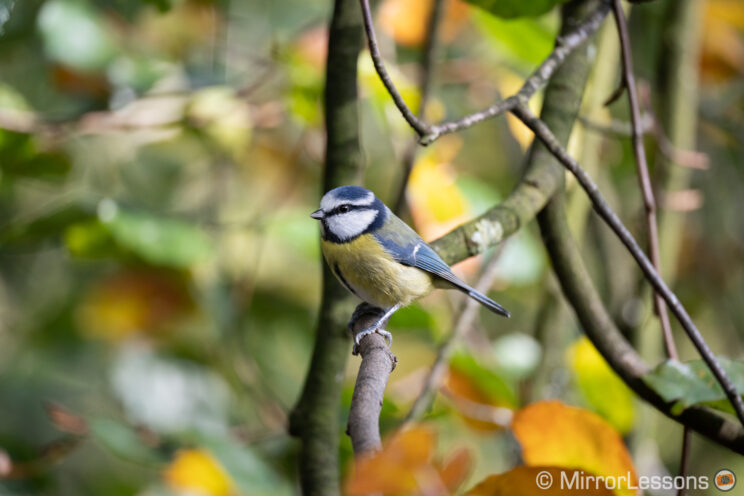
[288,0,365,493]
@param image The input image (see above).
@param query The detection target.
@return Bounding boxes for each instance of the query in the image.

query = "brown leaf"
[45,402,88,436]
[438,448,473,492]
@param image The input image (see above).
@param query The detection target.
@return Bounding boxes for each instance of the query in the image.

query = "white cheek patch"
[326,209,378,241]
[320,190,374,211]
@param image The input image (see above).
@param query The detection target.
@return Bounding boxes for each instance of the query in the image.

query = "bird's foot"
[352,325,393,356]
[348,302,399,356]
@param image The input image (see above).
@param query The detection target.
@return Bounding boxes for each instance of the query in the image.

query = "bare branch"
[511,101,744,427]
[612,0,692,474]
[612,0,677,359]
[347,303,398,455]
[358,0,611,146]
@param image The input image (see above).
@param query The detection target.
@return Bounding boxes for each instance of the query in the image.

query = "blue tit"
[310,185,509,351]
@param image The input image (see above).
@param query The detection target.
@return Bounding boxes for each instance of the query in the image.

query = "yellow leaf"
[494,68,542,150]
[407,136,472,240]
[466,466,614,496]
[512,401,637,496]
[567,337,636,434]
[701,0,744,82]
[164,449,235,496]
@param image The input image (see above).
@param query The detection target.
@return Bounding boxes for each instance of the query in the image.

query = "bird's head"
[311,185,387,243]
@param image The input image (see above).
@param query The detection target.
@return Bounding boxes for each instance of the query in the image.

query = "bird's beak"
[310,209,324,220]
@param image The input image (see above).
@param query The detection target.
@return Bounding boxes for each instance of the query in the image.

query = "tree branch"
[359,0,611,146]
[347,304,398,454]
[289,0,365,493]
[612,0,677,362]
[537,179,744,453]
[612,0,692,478]
[513,100,744,427]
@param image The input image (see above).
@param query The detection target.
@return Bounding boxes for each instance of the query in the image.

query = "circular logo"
[715,469,736,492]
[536,470,553,490]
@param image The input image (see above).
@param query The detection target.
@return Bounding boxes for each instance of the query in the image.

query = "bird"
[310,185,509,353]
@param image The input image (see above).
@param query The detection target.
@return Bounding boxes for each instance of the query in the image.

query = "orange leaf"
[379,0,470,47]
[466,466,614,496]
[345,426,436,495]
[438,448,473,492]
[512,401,637,496]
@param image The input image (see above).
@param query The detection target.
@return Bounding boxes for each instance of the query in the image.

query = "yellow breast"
[321,234,433,308]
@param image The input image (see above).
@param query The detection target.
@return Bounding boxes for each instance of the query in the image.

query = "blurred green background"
[0,0,743,494]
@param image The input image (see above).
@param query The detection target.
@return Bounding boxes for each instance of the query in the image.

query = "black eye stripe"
[329,204,360,215]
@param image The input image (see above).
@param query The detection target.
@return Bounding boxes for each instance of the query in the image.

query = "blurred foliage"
[643,357,744,415]
[0,0,743,494]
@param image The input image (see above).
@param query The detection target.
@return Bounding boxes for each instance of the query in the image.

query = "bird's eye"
[339,205,350,213]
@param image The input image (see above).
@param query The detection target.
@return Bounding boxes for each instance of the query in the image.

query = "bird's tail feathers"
[466,288,510,318]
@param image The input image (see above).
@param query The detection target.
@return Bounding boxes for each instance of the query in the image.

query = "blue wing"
[373,210,509,317]
[372,212,455,281]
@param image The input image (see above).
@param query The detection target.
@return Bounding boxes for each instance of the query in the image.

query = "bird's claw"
[351,325,393,356]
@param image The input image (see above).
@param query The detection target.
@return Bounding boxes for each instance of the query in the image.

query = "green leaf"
[464,0,569,19]
[388,303,434,330]
[105,210,213,268]
[89,417,163,465]
[642,357,744,415]
[449,352,517,408]
[472,9,557,65]
[65,207,214,268]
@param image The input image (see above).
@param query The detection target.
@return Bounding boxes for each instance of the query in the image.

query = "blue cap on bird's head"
[311,185,377,219]
[321,185,375,208]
